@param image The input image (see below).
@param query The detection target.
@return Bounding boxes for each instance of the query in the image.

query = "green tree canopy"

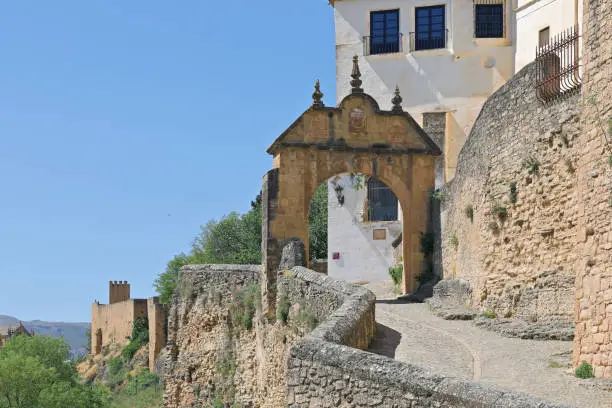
[154,188,329,304]
[0,335,110,408]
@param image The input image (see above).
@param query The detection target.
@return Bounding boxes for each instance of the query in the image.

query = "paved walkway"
[366,280,611,408]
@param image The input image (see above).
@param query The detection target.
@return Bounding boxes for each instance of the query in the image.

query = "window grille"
[473,0,505,38]
[367,178,398,222]
[411,6,447,51]
[365,10,401,56]
[535,25,581,103]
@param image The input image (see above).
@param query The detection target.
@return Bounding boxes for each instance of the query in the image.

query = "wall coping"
[288,266,574,408]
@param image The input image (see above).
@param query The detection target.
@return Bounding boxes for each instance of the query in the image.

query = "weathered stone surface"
[474,316,575,340]
[279,238,306,271]
[441,62,581,323]
[426,279,477,320]
[572,0,612,378]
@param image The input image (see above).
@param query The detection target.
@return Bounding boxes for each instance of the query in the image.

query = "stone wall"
[441,62,581,322]
[285,267,570,407]
[572,0,612,378]
[91,298,148,351]
[161,264,299,408]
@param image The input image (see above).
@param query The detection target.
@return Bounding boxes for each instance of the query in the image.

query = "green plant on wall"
[575,361,594,379]
[449,233,459,251]
[492,205,508,222]
[388,264,403,287]
[522,155,540,175]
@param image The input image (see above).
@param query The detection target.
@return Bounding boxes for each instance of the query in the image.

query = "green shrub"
[575,361,594,379]
[450,233,459,250]
[492,205,508,221]
[121,340,142,361]
[123,369,161,396]
[230,283,260,330]
[131,317,149,344]
[482,310,496,319]
[276,294,290,325]
[388,264,403,287]
[107,357,127,390]
[523,155,540,174]
[294,305,318,332]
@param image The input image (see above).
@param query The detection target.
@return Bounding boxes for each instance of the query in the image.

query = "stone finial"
[312,79,324,107]
[350,55,363,93]
[392,86,403,113]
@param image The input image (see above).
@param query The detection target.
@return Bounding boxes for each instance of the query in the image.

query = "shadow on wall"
[368,322,402,359]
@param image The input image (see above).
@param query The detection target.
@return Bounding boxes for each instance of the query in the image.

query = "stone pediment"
[267,91,441,157]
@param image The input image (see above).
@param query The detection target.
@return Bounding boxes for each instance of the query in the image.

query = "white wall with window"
[514,0,582,72]
[333,0,515,182]
[327,175,403,283]
[327,0,515,285]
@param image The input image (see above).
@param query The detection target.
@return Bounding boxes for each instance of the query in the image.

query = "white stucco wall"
[515,0,582,72]
[327,175,402,283]
[334,0,515,181]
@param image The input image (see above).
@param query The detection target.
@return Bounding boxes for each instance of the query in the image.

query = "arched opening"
[307,172,404,286]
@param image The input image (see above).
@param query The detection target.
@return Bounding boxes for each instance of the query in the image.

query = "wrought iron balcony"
[535,25,581,103]
[363,34,403,56]
[409,29,448,52]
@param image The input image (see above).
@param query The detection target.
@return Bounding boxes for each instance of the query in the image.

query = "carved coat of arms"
[349,107,366,133]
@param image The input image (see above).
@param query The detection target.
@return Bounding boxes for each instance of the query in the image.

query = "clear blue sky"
[0,1,336,322]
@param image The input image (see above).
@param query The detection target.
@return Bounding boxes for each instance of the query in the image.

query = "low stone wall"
[284,268,571,407]
[161,265,573,407]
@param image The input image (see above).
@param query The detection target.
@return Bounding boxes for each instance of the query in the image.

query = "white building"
[323,0,582,286]
[515,0,582,72]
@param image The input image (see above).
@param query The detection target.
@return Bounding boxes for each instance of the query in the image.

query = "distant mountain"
[0,315,90,357]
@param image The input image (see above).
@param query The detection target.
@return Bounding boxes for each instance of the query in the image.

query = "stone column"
[261,168,280,317]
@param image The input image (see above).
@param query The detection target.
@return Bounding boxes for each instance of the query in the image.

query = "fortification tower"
[109,280,130,304]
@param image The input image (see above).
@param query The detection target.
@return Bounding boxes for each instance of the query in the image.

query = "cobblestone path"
[366,280,611,408]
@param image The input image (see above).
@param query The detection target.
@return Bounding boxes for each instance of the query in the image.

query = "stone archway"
[260,57,440,314]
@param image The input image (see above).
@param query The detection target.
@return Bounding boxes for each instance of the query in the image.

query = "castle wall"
[91,299,147,352]
[440,62,581,322]
[147,297,166,372]
[572,0,612,378]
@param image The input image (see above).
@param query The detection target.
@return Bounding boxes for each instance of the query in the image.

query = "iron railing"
[363,34,403,56]
[535,25,581,103]
[409,29,448,51]
[473,0,505,38]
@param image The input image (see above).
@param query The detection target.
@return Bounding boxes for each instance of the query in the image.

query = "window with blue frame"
[369,10,400,55]
[414,6,446,51]
[367,178,398,221]
[474,3,504,38]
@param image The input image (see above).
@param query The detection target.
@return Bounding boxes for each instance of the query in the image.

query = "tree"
[154,194,263,304]
[153,253,191,305]
[309,183,328,261]
[0,335,110,408]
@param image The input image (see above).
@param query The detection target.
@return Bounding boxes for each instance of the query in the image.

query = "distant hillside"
[0,315,90,357]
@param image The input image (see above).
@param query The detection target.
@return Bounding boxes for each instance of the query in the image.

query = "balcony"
[363,34,403,56]
[409,29,448,52]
